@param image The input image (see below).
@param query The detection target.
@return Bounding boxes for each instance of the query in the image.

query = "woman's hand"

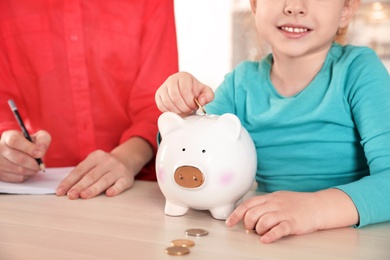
[0,130,50,182]
[56,137,153,199]
[56,150,135,199]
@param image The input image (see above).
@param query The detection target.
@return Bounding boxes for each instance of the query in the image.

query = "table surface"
[1,180,390,260]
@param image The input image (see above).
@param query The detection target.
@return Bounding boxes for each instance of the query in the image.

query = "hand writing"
[0,130,50,182]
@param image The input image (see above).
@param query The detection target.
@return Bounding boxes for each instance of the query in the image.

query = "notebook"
[0,167,74,194]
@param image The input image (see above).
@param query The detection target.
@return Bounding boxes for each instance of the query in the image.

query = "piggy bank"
[156,112,257,220]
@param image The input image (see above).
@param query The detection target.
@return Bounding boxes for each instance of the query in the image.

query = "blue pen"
[8,99,46,172]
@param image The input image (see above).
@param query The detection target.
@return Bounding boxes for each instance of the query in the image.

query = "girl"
[155,0,390,243]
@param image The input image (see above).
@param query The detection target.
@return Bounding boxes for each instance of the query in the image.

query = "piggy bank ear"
[158,112,185,138]
[215,113,242,141]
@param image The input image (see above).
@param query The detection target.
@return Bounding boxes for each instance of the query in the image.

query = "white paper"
[0,167,74,194]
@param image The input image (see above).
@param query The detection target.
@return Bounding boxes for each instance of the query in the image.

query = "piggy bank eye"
[202,149,206,153]
[182,148,186,152]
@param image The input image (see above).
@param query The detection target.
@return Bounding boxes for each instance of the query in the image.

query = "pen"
[7,99,46,172]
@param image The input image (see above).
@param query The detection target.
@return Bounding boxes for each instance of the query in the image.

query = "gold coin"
[194,98,206,114]
[171,239,195,247]
[165,246,190,256]
[246,229,257,234]
[185,228,209,237]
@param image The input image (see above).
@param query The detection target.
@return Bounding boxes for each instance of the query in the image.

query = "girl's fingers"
[260,221,292,244]
[226,196,267,227]
[155,72,214,115]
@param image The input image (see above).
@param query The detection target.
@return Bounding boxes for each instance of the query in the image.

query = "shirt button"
[70,35,78,41]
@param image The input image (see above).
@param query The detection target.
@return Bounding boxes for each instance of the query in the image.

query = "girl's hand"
[226,190,358,243]
[155,72,214,116]
[0,130,50,182]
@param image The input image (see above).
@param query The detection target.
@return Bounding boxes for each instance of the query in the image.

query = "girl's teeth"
[281,27,308,33]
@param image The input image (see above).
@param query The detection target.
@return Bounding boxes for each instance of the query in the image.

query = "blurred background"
[174,0,390,88]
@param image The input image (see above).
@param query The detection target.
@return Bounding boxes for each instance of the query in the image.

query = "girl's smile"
[278,24,312,38]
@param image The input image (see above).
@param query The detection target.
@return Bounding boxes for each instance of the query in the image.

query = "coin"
[185,228,209,237]
[194,98,206,114]
[165,246,190,256]
[171,239,195,247]
[246,229,257,234]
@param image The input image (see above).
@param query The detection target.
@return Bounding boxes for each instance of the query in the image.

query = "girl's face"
[250,0,360,58]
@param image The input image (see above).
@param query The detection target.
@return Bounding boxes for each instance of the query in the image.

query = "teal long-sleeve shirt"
[205,43,390,227]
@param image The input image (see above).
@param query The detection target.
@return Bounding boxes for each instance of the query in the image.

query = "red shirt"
[0,0,178,181]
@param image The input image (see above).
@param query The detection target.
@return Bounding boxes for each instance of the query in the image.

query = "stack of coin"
[164,228,209,256]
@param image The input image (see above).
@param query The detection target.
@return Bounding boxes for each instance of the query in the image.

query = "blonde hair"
[235,10,267,61]
[334,26,349,45]
[335,0,354,45]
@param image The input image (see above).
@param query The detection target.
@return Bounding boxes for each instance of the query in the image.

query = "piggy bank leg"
[164,200,189,216]
[210,204,235,220]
